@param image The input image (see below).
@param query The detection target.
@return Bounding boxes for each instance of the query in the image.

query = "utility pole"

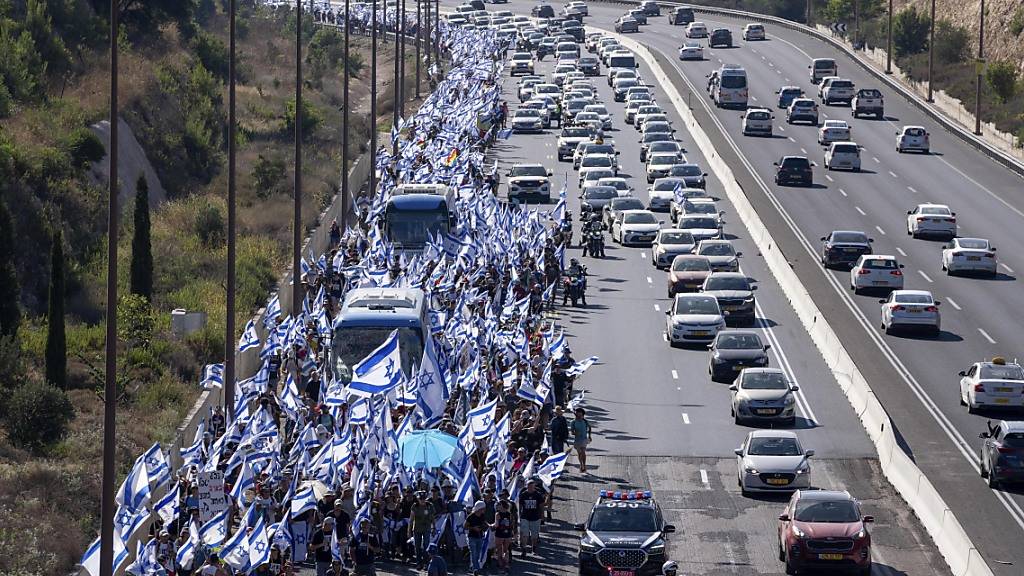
[294,0,304,317]
[886,0,893,73]
[425,0,431,83]
[975,0,985,134]
[225,0,237,421]
[400,0,407,119]
[854,0,860,47]
[416,0,421,98]
[393,0,400,154]
[342,0,350,228]
[99,0,119,572]
[434,0,440,61]
[806,0,811,25]
[370,0,378,201]
[927,0,935,100]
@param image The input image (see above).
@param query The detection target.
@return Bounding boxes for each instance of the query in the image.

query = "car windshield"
[742,371,788,390]
[721,75,746,89]
[584,170,614,181]
[659,231,693,244]
[584,189,616,200]
[674,297,719,315]
[644,134,673,143]
[685,203,716,215]
[748,111,769,120]
[670,165,702,176]
[511,165,547,177]
[624,212,657,224]
[979,364,1024,380]
[601,179,629,191]
[717,333,763,349]
[859,89,881,97]
[582,156,612,168]
[1002,433,1024,448]
[512,53,531,61]
[562,127,590,138]
[645,123,672,133]
[814,60,835,69]
[639,106,661,114]
[792,100,814,108]
[516,110,540,118]
[781,88,801,96]
[957,238,989,249]
[748,436,802,456]
[893,293,932,304]
[706,276,749,290]
[832,80,854,88]
[781,158,810,168]
[588,506,658,532]
[586,106,609,115]
[905,128,926,137]
[672,257,710,272]
[682,218,718,229]
[862,258,896,269]
[613,199,644,210]
[833,144,859,154]
[654,180,686,191]
[588,145,615,155]
[700,243,734,256]
[920,206,951,215]
[794,499,860,523]
[650,155,677,165]
[832,232,867,243]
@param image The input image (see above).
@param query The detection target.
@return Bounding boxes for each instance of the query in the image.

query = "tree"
[986,61,1018,104]
[130,173,153,301]
[0,192,20,338]
[893,6,930,56]
[45,228,66,389]
[934,20,969,64]
[1,378,75,452]
[252,154,287,198]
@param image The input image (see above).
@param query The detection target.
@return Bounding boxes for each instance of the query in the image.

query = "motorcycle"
[561,266,588,307]
[585,230,605,258]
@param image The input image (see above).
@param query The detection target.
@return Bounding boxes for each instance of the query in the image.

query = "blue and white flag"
[516,378,544,407]
[175,521,200,571]
[536,451,570,489]
[415,350,447,425]
[238,319,262,352]
[347,329,405,397]
[566,355,600,377]
[155,482,179,527]
[249,516,272,569]
[80,535,129,576]
[263,294,282,329]
[115,455,151,512]
[290,485,318,519]
[142,442,171,491]
[201,363,225,389]
[221,522,251,572]
[455,466,480,508]
[567,390,586,412]
[199,507,229,546]
[468,397,498,439]
[231,458,255,507]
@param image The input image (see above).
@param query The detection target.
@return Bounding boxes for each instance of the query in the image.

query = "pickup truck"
[851,88,884,119]
[822,78,856,106]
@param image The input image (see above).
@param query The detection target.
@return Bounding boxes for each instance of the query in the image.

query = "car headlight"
[744,297,755,304]
[854,528,866,540]
[785,395,796,405]
[648,542,665,554]
[791,524,806,538]
[743,465,758,474]
[795,464,809,475]
[580,539,600,552]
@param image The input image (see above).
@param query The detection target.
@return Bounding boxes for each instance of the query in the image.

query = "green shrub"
[0,82,12,117]
[934,20,969,64]
[62,127,105,168]
[2,379,75,453]
[283,97,323,139]
[1011,7,1024,36]
[193,200,225,247]
[191,31,229,81]
[252,153,287,198]
[986,61,1018,103]
[893,6,930,56]
[0,334,24,397]
[0,24,47,102]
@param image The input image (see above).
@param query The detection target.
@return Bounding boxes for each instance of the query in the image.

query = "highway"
[443,1,1024,572]
[436,10,951,574]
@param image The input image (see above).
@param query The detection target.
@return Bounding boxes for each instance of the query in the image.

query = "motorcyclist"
[581,213,605,257]
[662,560,679,576]
[562,258,587,306]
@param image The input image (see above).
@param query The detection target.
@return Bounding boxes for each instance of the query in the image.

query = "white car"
[896,125,930,153]
[612,209,662,245]
[850,254,904,293]
[651,229,697,268]
[509,52,535,76]
[676,215,722,243]
[517,77,543,102]
[507,163,552,203]
[598,176,632,197]
[564,1,588,17]
[823,141,862,171]
[730,368,798,425]
[578,154,616,186]
[557,126,593,161]
[665,293,726,345]
[520,100,551,128]
[696,239,740,272]
[817,119,851,145]
[734,430,812,495]
[679,198,722,221]
[678,41,704,60]
[742,23,766,41]
[574,111,604,134]
[633,105,665,128]
[582,104,612,129]
[907,203,956,238]
[879,290,941,336]
[646,154,679,183]
[741,108,773,136]
[942,237,998,275]
[959,359,1024,413]
[552,63,577,86]
[685,22,708,38]
[646,182,676,212]
[511,109,544,132]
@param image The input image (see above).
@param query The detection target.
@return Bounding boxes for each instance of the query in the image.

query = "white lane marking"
[785,77,791,82]
[699,469,710,486]
[800,147,807,154]
[671,369,679,379]
[1001,263,1015,274]
[946,297,961,310]
[872,156,880,163]
[875,225,886,235]
[776,69,782,75]
[778,125,785,132]
[641,251,647,259]
[917,270,934,283]
[761,55,766,61]
[788,136,795,142]
[662,332,668,342]
[839,188,848,197]
[896,247,907,256]
[978,328,997,344]
[768,61,774,67]
[855,206,866,216]
[750,295,819,426]
[822,112,829,118]
[907,186,918,194]
[646,276,653,284]
[825,174,834,182]
[888,170,898,178]
[654,304,661,312]
[936,156,1024,221]
[681,413,690,424]
[751,95,758,102]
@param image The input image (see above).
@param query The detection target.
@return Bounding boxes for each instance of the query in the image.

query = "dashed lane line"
[917,270,934,283]
[946,297,961,310]
[681,413,690,424]
[896,247,907,256]
[875,225,886,235]
[978,328,997,344]
[855,206,866,216]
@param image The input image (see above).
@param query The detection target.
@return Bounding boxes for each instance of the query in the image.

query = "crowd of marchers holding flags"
[80,7,600,576]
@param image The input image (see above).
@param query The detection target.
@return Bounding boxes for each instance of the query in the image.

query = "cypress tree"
[0,193,20,338]
[130,173,154,301]
[45,228,66,389]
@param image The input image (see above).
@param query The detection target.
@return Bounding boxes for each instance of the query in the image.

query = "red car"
[777,490,873,575]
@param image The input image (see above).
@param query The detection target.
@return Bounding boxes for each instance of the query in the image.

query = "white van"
[809,57,837,84]
[712,64,748,109]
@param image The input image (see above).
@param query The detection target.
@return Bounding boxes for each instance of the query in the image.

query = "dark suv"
[531,3,555,18]
[709,28,732,48]
[821,230,873,268]
[577,490,675,576]
[671,6,695,25]
[774,156,814,187]
[980,420,1024,488]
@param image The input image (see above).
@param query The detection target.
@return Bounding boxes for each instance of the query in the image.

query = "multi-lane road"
[438,0,1024,573]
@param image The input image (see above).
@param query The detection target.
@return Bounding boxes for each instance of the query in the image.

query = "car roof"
[708,271,747,279]
[999,420,1024,433]
[622,209,653,215]
[513,162,545,168]
[831,229,867,236]
[797,489,852,501]
[918,203,950,209]
[861,254,897,260]
[892,289,933,298]
[749,429,797,439]
[742,367,782,375]
[823,120,849,127]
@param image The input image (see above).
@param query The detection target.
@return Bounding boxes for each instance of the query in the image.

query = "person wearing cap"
[426,544,448,576]
[348,519,379,575]
[409,491,435,568]
[518,480,545,556]
[464,500,489,575]
[155,529,176,573]
[310,517,335,576]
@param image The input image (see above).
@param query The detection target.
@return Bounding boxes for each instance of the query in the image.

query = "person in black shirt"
[464,501,489,575]
[349,519,380,575]
[518,480,546,556]
[310,518,335,576]
[492,499,516,572]
[549,406,569,455]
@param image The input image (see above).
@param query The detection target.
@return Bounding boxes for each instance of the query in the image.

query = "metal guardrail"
[586,0,1024,178]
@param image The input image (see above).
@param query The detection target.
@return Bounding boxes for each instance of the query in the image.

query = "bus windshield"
[333,326,425,384]
[385,206,450,247]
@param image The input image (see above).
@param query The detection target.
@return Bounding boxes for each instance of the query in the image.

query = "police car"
[576,490,675,576]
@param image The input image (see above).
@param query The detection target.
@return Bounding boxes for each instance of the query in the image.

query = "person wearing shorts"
[492,499,516,572]
[572,408,593,473]
[517,480,545,556]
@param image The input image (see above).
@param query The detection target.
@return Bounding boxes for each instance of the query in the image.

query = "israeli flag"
[175,521,200,571]
[263,294,282,329]
[231,458,255,507]
[79,535,129,576]
[468,396,498,440]
[548,330,566,359]
[290,485,318,519]
[347,329,405,397]
[114,504,149,544]
[249,516,272,569]
[155,482,179,527]
[221,522,251,572]
[536,451,570,489]
[238,319,262,352]
[142,442,171,491]
[455,466,481,508]
[566,355,600,377]
[567,390,586,412]
[429,513,448,546]
[199,507,229,546]
[516,378,545,407]
[115,455,151,512]
[201,363,225,389]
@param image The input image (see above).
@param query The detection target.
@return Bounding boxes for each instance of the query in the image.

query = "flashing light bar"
[598,490,653,500]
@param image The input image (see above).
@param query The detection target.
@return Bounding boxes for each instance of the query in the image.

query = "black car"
[709,28,732,48]
[668,163,707,189]
[467,0,486,10]
[576,490,674,576]
[821,230,873,268]
[532,3,555,18]
[774,156,814,187]
[671,6,695,25]
[701,272,756,326]
[562,20,585,41]
[640,0,661,15]
[708,330,770,381]
[578,56,601,76]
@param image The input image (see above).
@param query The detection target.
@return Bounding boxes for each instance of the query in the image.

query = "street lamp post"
[927,0,935,100]
[225,0,237,421]
[294,0,304,318]
[975,0,985,135]
[399,0,406,119]
[342,0,350,227]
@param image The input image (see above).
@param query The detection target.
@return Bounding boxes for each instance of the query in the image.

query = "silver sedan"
[734,430,813,495]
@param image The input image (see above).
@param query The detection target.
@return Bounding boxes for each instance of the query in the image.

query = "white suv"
[824,142,861,171]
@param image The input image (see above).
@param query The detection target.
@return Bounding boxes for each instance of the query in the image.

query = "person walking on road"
[409,491,435,568]
[550,406,569,455]
[465,501,490,575]
[517,480,545,556]
[426,544,448,576]
[572,408,593,473]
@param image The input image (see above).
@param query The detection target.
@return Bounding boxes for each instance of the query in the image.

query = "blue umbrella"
[398,430,460,470]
